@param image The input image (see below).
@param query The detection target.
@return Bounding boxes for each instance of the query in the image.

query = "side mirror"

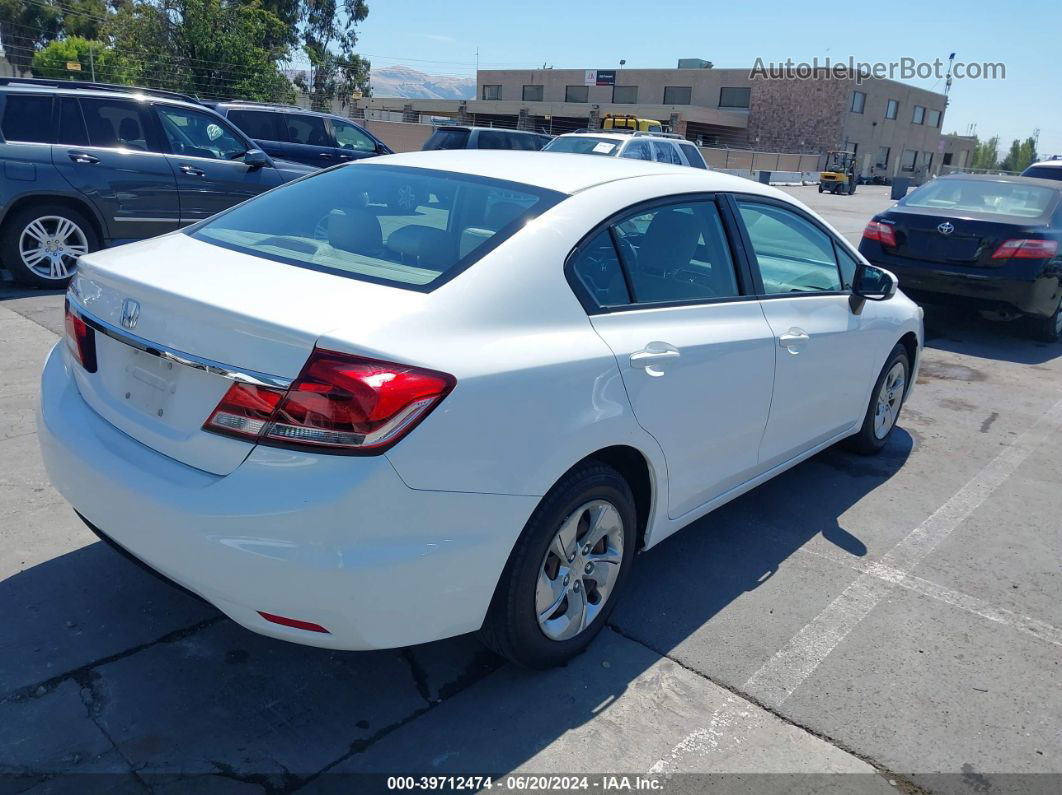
[375,142,391,155]
[849,264,898,314]
[243,149,269,170]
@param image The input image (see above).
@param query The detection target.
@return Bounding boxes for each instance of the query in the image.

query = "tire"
[1030,298,1062,343]
[818,184,824,193]
[1,203,98,288]
[848,180,857,195]
[844,344,910,455]
[480,461,637,669]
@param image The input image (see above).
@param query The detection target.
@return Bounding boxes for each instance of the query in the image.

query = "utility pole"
[944,52,955,107]
[89,43,96,82]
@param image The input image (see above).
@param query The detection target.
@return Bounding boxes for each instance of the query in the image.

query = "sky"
[352,0,1062,158]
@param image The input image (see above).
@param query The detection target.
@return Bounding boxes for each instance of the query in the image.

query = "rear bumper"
[38,343,538,650]
[864,253,1060,317]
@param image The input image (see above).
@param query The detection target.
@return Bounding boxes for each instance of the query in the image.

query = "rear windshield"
[543,137,620,156]
[423,128,471,150]
[902,178,1057,219]
[190,164,565,291]
[1020,165,1062,182]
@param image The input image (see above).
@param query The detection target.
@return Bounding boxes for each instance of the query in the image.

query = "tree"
[299,0,371,109]
[999,136,1038,173]
[969,135,1000,171]
[32,37,128,82]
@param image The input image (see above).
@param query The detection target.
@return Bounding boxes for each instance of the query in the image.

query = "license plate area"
[906,231,980,262]
[122,348,181,420]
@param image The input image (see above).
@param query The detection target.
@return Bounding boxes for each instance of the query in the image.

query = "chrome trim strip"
[112,217,181,223]
[68,300,294,389]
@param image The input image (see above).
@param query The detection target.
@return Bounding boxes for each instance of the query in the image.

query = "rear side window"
[737,201,842,294]
[679,143,708,169]
[476,130,514,150]
[80,98,152,151]
[423,128,470,150]
[652,141,682,165]
[57,98,89,146]
[190,165,565,291]
[570,230,630,307]
[285,113,330,146]
[1,95,53,143]
[620,140,653,161]
[227,109,284,141]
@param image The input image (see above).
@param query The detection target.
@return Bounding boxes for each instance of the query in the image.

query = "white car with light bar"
[41,151,922,668]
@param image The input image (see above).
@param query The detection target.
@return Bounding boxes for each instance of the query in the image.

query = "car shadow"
[921,304,1061,365]
[2,430,914,785]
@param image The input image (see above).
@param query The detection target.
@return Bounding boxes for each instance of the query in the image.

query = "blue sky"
[354,0,1061,159]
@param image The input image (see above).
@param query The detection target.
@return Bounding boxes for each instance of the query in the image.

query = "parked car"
[1021,160,1062,181]
[859,174,1062,341]
[0,78,314,288]
[543,131,709,169]
[422,125,552,152]
[41,151,922,668]
[208,101,392,168]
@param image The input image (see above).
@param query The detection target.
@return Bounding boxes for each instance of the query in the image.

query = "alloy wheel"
[19,215,89,281]
[535,499,625,642]
[874,361,906,439]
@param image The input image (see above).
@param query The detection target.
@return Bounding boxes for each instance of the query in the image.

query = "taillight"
[862,221,897,248]
[991,239,1058,260]
[203,349,455,454]
[64,300,97,373]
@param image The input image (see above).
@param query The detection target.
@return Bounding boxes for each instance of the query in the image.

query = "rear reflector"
[991,238,1059,260]
[862,221,897,248]
[64,299,97,373]
[203,349,456,454]
[257,611,330,633]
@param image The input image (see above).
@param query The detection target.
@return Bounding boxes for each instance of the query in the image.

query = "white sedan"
[39,151,922,668]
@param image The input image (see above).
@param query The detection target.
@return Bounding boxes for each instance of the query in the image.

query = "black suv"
[0,78,314,287]
[209,101,392,168]
[422,125,552,152]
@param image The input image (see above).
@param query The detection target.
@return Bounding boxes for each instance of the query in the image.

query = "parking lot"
[1,184,1059,793]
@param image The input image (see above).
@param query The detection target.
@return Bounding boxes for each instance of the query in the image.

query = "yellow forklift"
[818,150,858,195]
[603,114,664,133]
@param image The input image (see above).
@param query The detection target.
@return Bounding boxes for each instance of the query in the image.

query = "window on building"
[565,85,589,103]
[912,105,926,125]
[876,146,890,169]
[900,149,917,172]
[927,109,941,127]
[851,91,866,113]
[922,152,934,172]
[522,84,543,102]
[663,85,693,105]
[481,84,502,100]
[612,85,638,104]
[719,87,751,108]
[885,99,898,120]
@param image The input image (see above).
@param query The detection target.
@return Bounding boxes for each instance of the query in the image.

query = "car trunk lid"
[68,232,422,475]
[885,206,1050,267]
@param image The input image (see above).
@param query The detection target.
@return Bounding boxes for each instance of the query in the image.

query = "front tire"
[1,204,98,288]
[480,461,637,669]
[844,344,910,455]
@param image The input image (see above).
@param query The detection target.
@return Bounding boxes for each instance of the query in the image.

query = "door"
[223,108,288,161]
[328,117,381,162]
[153,104,285,223]
[734,198,873,468]
[52,97,180,241]
[282,112,335,166]
[570,199,776,518]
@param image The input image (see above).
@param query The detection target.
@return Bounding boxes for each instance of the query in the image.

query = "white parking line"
[649,396,1062,774]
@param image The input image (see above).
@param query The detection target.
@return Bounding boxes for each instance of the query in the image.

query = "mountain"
[370,65,476,100]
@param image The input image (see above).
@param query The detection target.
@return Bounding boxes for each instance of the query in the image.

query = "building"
[357,60,951,179]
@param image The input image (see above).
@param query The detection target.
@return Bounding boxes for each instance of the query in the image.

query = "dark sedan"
[859,174,1062,341]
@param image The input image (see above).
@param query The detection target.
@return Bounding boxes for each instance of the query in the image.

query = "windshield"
[1021,165,1062,182]
[902,178,1057,219]
[543,137,620,156]
[190,165,565,291]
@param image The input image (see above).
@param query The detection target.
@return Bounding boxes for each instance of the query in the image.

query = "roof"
[360,149,770,195]
[934,173,1062,190]
[1025,160,1062,169]
[553,131,686,143]
[431,126,546,135]
[0,80,204,112]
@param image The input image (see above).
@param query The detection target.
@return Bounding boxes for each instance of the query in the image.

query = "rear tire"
[1030,298,1062,343]
[1,203,98,288]
[844,344,910,455]
[479,461,637,669]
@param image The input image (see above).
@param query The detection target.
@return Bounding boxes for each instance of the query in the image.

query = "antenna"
[944,52,955,107]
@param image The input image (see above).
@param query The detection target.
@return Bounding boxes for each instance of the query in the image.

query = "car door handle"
[319,152,335,159]
[68,151,99,164]
[778,329,811,353]
[179,165,206,177]
[630,342,680,377]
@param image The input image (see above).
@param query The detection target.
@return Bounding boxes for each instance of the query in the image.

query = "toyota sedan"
[39,151,922,668]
